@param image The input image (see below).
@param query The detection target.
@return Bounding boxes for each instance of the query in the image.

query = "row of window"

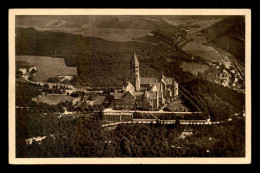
[115,104,134,109]
[115,100,144,105]
[115,101,134,105]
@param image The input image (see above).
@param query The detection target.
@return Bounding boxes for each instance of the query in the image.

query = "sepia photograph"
[8,9,251,164]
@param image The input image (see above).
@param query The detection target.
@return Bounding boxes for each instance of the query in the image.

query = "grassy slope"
[201,16,245,63]
[36,95,76,105]
[16,16,175,42]
[182,41,223,62]
[16,56,77,82]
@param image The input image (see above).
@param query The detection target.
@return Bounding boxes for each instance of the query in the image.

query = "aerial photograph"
[14,14,246,159]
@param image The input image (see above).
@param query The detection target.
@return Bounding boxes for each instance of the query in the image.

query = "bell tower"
[130,52,140,91]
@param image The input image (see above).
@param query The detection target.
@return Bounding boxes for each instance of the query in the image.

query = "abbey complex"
[113,53,179,111]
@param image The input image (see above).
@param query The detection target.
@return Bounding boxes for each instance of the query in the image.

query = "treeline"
[15,27,245,121]
[178,85,207,112]
[133,112,154,119]
[16,112,104,158]
[16,81,42,106]
[46,76,76,84]
[182,78,245,120]
[15,27,197,87]
[42,83,69,95]
[28,101,65,114]
[16,80,106,114]
[16,113,245,158]
[156,113,208,120]
[201,16,245,63]
[16,81,65,113]
[152,29,188,49]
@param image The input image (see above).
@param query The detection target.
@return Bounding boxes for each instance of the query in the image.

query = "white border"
[9,9,251,164]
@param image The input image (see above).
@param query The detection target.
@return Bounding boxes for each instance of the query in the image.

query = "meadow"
[35,94,76,105]
[16,56,77,82]
[182,41,223,62]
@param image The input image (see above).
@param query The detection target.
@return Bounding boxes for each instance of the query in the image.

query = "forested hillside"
[16,27,192,87]
[16,111,245,157]
[201,16,245,63]
[16,27,245,119]
[16,79,245,157]
[182,78,245,120]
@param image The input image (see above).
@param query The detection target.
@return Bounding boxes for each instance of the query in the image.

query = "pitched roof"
[149,82,161,91]
[164,78,174,85]
[148,92,158,99]
[144,90,150,98]
[135,91,144,99]
[123,90,135,98]
[140,77,157,85]
[150,84,158,92]
[125,82,135,93]
[141,77,174,86]
[131,52,139,66]
[114,90,125,99]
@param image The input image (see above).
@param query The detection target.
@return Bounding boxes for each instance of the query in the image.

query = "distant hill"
[15,27,191,87]
[15,27,245,120]
[201,16,245,63]
[16,16,177,42]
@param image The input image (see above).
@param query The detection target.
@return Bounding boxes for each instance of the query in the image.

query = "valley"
[14,15,246,158]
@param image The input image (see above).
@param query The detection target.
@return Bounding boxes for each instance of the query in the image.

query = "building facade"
[113,53,178,110]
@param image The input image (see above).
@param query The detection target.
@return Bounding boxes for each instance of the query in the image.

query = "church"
[113,52,178,111]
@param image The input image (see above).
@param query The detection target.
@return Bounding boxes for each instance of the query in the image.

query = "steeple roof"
[144,90,150,98]
[131,52,139,66]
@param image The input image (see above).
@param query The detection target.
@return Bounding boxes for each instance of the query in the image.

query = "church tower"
[130,52,140,91]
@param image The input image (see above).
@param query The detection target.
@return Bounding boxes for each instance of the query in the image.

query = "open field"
[180,62,209,76]
[35,94,76,105]
[73,28,151,42]
[182,41,223,62]
[21,26,151,42]
[15,15,171,42]
[185,19,222,33]
[163,16,222,27]
[16,56,77,82]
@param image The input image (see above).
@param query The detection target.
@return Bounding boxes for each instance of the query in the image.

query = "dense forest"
[15,27,245,119]
[181,78,245,120]
[15,27,192,87]
[14,17,246,158]
[16,109,245,158]
[15,79,245,157]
